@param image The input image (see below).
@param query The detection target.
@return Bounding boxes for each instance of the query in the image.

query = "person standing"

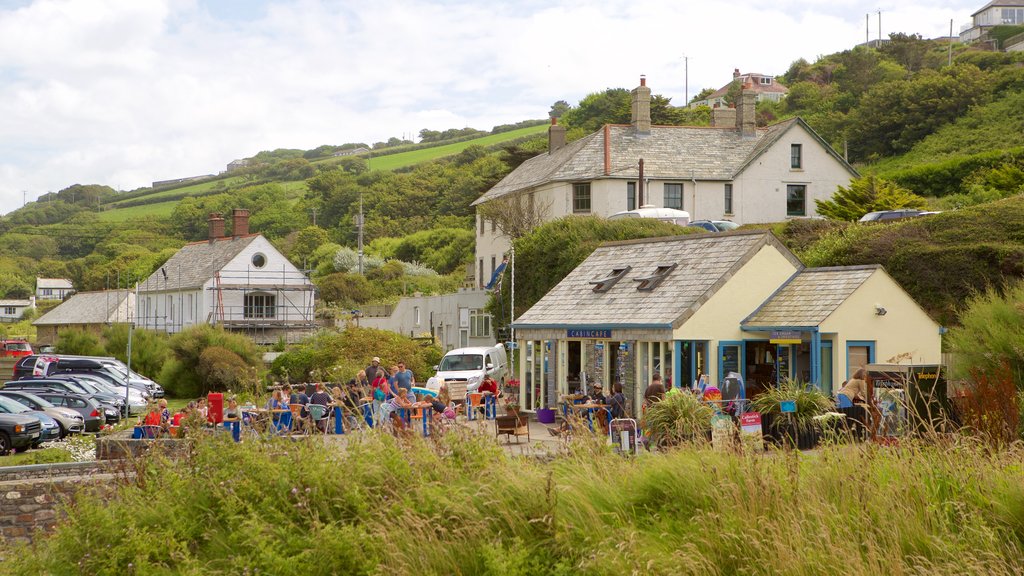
[393,362,415,394]
[365,357,383,386]
[371,368,391,426]
[644,373,666,409]
[609,383,627,419]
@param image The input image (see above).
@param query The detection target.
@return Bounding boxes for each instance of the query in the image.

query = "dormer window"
[590,266,631,293]
[634,264,677,291]
[760,76,772,85]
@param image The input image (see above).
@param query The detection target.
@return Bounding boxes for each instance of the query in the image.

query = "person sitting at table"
[197,398,209,421]
[266,389,288,427]
[157,398,170,424]
[588,383,607,405]
[141,402,162,434]
[478,374,499,397]
[224,397,241,420]
[370,369,391,425]
[382,387,415,434]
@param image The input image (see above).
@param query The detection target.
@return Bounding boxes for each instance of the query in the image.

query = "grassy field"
[3,431,1022,575]
[96,200,179,222]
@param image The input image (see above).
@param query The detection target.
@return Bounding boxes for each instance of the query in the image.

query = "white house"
[471,76,857,288]
[35,278,74,301]
[137,209,316,344]
[356,289,495,352]
[960,1,1024,43]
[690,69,789,108]
[0,299,34,323]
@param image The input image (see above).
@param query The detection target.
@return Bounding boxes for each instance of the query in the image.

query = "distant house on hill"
[690,69,789,108]
[0,299,34,323]
[960,1,1024,43]
[331,147,370,157]
[137,209,316,344]
[226,159,250,172]
[32,290,134,345]
[35,278,74,301]
[471,76,856,289]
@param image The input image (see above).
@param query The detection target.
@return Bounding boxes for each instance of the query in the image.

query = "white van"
[431,345,508,394]
[608,205,691,226]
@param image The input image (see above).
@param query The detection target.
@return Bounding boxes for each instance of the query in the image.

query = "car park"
[5,377,124,420]
[0,390,84,437]
[687,220,740,232]
[51,373,145,415]
[0,412,41,453]
[44,376,127,418]
[21,391,104,433]
[0,395,61,446]
[14,355,162,398]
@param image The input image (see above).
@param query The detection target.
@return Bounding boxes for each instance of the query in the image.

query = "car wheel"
[57,422,67,439]
[14,445,30,453]
[0,432,10,454]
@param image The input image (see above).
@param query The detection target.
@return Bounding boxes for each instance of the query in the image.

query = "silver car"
[0,390,85,437]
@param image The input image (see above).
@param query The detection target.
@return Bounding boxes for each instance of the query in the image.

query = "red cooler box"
[207,392,224,424]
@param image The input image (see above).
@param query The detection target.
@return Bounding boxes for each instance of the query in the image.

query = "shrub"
[640,391,714,447]
[101,325,170,380]
[815,175,926,221]
[750,379,833,434]
[55,329,106,356]
[947,280,1024,398]
[316,272,372,306]
[333,247,384,273]
[160,325,261,398]
[198,346,259,395]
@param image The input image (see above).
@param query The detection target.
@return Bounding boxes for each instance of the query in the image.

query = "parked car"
[0,390,85,437]
[20,391,104,433]
[15,355,162,398]
[0,412,41,453]
[44,375,127,418]
[687,220,740,232]
[858,209,939,223]
[3,380,120,425]
[51,373,145,415]
[432,345,509,393]
[0,339,32,359]
[0,395,61,446]
[608,206,691,226]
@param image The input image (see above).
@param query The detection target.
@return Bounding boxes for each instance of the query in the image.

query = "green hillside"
[357,124,545,171]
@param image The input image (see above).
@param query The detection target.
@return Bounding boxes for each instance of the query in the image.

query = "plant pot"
[537,408,556,424]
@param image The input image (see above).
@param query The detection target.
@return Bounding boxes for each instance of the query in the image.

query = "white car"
[432,345,508,394]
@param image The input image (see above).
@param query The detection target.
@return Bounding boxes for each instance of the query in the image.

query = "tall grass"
[3,431,1023,575]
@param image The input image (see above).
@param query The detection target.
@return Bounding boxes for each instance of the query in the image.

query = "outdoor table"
[222,417,241,442]
[332,403,345,435]
[411,401,433,437]
[572,403,610,433]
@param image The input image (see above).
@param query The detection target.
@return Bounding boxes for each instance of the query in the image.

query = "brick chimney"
[232,208,250,237]
[548,116,566,153]
[737,82,757,139]
[208,212,225,241]
[733,68,741,79]
[630,75,652,133]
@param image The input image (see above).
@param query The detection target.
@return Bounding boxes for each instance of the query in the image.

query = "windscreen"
[0,395,31,413]
[438,354,484,371]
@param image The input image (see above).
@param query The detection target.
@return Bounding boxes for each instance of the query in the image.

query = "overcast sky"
[0,0,980,210]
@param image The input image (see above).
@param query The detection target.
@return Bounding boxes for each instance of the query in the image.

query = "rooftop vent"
[590,266,632,293]
[634,263,677,291]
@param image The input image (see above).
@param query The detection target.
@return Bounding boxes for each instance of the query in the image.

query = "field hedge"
[885,147,1024,197]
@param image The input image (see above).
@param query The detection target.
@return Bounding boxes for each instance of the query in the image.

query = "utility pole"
[866,13,870,45]
[357,193,364,275]
[948,19,954,66]
[310,207,318,227]
[683,55,689,106]
[878,9,882,44]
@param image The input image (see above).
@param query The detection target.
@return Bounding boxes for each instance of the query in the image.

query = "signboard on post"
[711,414,735,451]
[780,400,797,414]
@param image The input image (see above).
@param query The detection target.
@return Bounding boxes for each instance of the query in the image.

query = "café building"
[511,230,942,414]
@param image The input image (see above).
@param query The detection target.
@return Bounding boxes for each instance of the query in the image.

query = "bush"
[947,280,1024,397]
[101,325,170,380]
[750,379,833,435]
[160,325,262,397]
[198,346,259,394]
[886,147,1024,197]
[333,247,384,273]
[55,329,106,356]
[316,272,373,306]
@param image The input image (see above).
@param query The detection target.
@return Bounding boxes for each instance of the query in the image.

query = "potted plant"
[536,404,556,424]
[640,391,715,448]
[750,379,832,449]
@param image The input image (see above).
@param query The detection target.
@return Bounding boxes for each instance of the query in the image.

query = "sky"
[0,0,981,210]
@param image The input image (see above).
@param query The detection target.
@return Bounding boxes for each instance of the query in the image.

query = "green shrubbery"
[5,433,1024,574]
[271,326,442,384]
[55,329,107,356]
[160,325,261,398]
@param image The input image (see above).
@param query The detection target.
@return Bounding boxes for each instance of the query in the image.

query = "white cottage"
[138,209,316,343]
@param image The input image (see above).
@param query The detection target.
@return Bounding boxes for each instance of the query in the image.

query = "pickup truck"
[0,412,42,453]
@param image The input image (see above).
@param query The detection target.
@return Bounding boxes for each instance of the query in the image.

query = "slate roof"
[0,300,31,307]
[973,0,1024,17]
[33,290,134,326]
[139,235,260,291]
[473,117,855,204]
[36,278,73,289]
[513,230,802,329]
[741,265,879,328]
[705,74,789,100]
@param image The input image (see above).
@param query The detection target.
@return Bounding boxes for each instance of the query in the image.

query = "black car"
[858,209,936,223]
[0,412,41,453]
[22,391,105,432]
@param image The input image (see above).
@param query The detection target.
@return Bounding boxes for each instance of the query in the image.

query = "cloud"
[0,0,978,210]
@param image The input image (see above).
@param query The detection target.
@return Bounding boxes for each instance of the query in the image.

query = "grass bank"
[3,431,1022,575]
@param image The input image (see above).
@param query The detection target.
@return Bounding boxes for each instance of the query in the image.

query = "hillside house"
[471,76,857,288]
[35,278,74,301]
[960,1,1024,43]
[690,69,789,108]
[511,231,942,414]
[137,209,316,344]
[32,290,134,345]
[0,299,34,323]
[357,289,495,351]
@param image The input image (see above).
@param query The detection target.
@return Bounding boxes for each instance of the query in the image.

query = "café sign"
[770,330,802,344]
[567,329,612,339]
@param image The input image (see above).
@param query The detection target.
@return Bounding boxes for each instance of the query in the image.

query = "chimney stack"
[232,208,250,237]
[548,116,566,153]
[733,68,741,79]
[711,106,737,128]
[630,75,652,134]
[208,213,225,241]
[737,82,757,138]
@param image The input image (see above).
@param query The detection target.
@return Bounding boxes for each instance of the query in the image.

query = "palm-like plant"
[641,391,715,447]
[750,379,833,434]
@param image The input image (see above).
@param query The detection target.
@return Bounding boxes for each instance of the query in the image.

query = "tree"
[689,87,715,105]
[476,192,552,242]
[549,100,570,118]
[815,176,927,221]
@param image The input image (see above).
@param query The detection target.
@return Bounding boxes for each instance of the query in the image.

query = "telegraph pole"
[357,193,364,275]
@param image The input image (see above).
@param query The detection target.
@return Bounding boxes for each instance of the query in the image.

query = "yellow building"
[512,231,942,414]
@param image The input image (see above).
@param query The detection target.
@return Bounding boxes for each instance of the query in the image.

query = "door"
[847,341,875,378]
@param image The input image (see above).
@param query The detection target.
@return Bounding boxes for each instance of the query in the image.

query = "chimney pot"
[208,213,225,241]
[232,208,250,237]
[548,117,567,153]
[640,74,646,86]
[550,116,557,125]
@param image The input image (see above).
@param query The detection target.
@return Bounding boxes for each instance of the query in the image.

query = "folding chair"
[467,393,485,421]
[289,404,304,434]
[307,404,328,435]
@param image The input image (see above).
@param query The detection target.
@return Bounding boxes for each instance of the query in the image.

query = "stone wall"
[0,461,124,546]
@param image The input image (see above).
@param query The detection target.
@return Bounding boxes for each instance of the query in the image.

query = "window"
[572,182,591,213]
[1002,8,1024,24]
[3,307,15,315]
[478,215,484,236]
[479,259,484,289]
[724,184,734,214]
[791,144,802,169]
[251,253,267,268]
[626,182,636,211]
[787,184,807,216]
[470,309,491,337]
[491,218,496,233]
[590,266,632,293]
[664,183,683,210]
[42,289,52,296]
[243,292,276,319]
[414,306,421,326]
[188,294,193,321]
[759,76,772,85]
[490,256,496,279]
[634,263,678,291]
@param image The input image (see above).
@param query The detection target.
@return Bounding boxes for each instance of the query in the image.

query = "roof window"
[590,266,631,293]
[634,264,677,291]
